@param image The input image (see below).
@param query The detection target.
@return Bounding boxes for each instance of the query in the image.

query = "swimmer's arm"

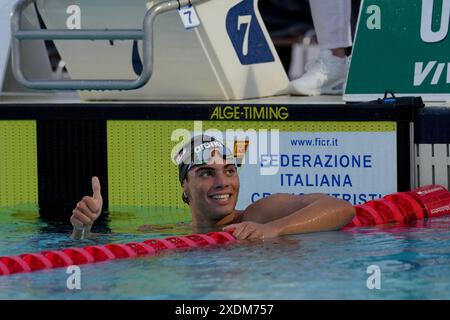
[231,194,355,238]
[70,228,84,240]
[70,225,101,240]
[263,195,355,236]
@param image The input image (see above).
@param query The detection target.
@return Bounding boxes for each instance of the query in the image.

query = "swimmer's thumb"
[92,176,102,200]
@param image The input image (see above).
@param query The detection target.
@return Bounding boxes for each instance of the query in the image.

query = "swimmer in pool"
[70,135,355,240]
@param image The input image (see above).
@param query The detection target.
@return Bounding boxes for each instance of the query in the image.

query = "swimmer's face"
[183,155,239,221]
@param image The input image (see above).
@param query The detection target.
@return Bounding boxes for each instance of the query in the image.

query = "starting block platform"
[17,0,289,100]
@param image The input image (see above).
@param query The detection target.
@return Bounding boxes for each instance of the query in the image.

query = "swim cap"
[175,135,235,184]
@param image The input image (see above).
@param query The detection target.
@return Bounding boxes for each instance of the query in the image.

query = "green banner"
[344,0,450,101]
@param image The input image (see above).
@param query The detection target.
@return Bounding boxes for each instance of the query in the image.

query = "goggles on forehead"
[177,141,236,183]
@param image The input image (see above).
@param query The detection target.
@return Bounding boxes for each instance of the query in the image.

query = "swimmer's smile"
[208,192,233,205]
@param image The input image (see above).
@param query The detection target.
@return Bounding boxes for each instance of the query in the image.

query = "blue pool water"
[1,209,450,300]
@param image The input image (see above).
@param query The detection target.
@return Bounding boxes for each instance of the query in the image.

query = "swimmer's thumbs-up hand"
[90,176,103,217]
[92,176,102,201]
[70,176,103,239]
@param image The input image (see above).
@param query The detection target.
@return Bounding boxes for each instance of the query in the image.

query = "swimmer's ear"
[182,192,190,205]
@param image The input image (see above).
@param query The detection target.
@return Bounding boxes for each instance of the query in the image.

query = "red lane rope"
[1,185,450,276]
[0,256,31,274]
[353,204,386,225]
[0,260,10,275]
[41,250,73,267]
[143,238,177,250]
[19,253,53,271]
[0,231,236,276]
[84,245,116,261]
[344,184,450,229]
[384,192,425,221]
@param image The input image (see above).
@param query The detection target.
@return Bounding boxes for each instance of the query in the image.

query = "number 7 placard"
[178,5,201,29]
[226,0,274,65]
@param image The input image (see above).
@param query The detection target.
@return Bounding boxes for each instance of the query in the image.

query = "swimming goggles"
[176,140,235,183]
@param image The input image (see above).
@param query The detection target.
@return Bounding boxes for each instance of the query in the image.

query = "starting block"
[0,0,15,91]
[2,0,54,92]
[30,0,289,100]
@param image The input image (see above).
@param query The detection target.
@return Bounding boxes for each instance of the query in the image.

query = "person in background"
[289,0,353,96]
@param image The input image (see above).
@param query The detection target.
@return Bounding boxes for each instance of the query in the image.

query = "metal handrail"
[10,0,198,91]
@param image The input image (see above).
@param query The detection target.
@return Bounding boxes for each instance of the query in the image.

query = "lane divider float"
[344,184,450,227]
[0,231,235,276]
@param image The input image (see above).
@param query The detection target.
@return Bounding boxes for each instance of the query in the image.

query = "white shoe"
[288,49,349,96]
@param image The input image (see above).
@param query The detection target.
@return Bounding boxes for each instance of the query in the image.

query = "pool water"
[1,208,450,300]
